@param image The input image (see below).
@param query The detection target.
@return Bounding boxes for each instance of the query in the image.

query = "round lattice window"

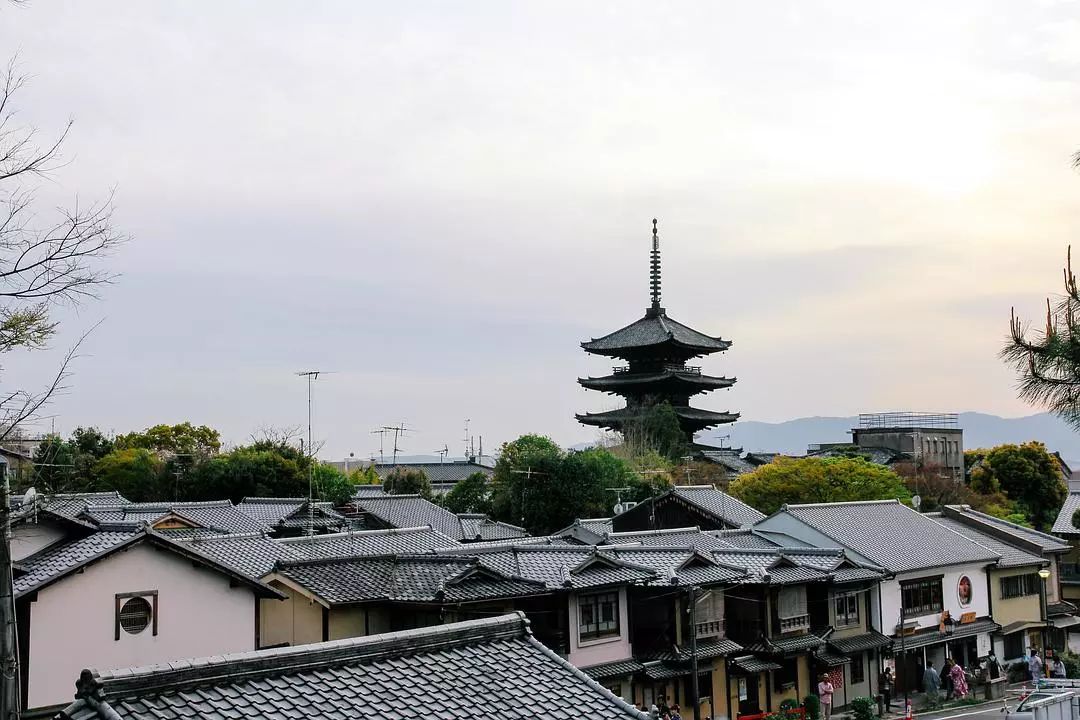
[119,596,152,635]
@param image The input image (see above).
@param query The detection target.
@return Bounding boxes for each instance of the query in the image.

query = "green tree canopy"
[115,422,222,458]
[93,449,166,502]
[729,456,912,515]
[969,442,1066,531]
[441,471,492,514]
[620,400,689,462]
[313,464,356,506]
[348,465,380,485]
[382,467,433,498]
[31,427,115,494]
[490,435,668,534]
[185,446,309,503]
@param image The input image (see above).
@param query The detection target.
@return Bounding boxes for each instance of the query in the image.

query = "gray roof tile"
[14,531,136,597]
[780,500,1000,573]
[1054,493,1080,534]
[280,525,460,557]
[58,614,647,720]
[180,532,299,578]
[83,500,267,535]
[929,515,1045,569]
[372,461,493,485]
[581,310,731,355]
[671,486,765,527]
[944,505,1070,552]
[604,527,733,552]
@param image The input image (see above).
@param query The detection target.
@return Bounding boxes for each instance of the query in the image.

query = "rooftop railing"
[858,412,959,430]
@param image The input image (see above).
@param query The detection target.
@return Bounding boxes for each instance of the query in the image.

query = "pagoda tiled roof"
[577,406,739,432]
[579,368,735,393]
[581,308,731,358]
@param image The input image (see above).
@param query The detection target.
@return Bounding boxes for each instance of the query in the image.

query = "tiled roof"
[347,494,468,540]
[581,310,731,355]
[435,545,658,590]
[581,659,647,680]
[280,525,460,557]
[649,637,744,662]
[352,484,386,497]
[829,630,892,654]
[235,498,346,532]
[700,450,756,475]
[39,491,131,520]
[731,655,782,673]
[745,632,826,654]
[372,461,494,485]
[897,618,999,650]
[82,500,267,535]
[14,531,136,597]
[58,613,647,720]
[275,555,547,604]
[817,651,851,667]
[712,529,785,549]
[672,486,765,527]
[1054,492,1080,535]
[1048,601,1078,617]
[747,530,811,548]
[579,518,615,535]
[644,662,691,680]
[456,534,575,550]
[929,515,1045,569]
[602,546,747,587]
[180,532,298,578]
[779,500,1000,573]
[14,530,282,600]
[605,527,733,552]
[944,505,1070,553]
[458,514,530,541]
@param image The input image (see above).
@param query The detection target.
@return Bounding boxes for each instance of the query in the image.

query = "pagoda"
[576,220,738,442]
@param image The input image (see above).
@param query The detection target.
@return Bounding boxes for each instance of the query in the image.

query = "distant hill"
[699,412,1080,464]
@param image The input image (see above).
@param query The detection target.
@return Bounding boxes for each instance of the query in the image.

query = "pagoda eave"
[577,372,736,393]
[580,336,732,361]
[576,407,740,435]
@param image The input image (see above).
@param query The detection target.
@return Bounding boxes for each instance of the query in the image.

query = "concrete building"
[852,412,964,479]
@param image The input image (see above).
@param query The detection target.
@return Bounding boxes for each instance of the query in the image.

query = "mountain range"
[699,412,1080,464]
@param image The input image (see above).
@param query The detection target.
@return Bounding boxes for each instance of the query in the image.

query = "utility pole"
[297,371,321,538]
[0,458,19,720]
[510,467,546,527]
[689,585,701,720]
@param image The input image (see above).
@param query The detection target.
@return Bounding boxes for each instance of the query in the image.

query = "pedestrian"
[1053,657,1067,679]
[671,704,683,720]
[940,659,954,700]
[949,659,970,700]
[658,695,670,718]
[923,660,941,706]
[1029,648,1044,682]
[819,673,835,720]
[881,667,894,712]
[986,651,1002,681]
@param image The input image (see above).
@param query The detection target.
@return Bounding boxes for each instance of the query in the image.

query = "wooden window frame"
[115,590,158,641]
[900,576,943,618]
[578,591,620,642]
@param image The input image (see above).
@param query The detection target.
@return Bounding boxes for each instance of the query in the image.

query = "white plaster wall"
[259,582,322,648]
[27,543,256,709]
[11,523,65,562]
[878,564,990,634]
[567,588,633,668]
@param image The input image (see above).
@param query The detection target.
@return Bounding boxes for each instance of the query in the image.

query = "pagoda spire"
[650,218,662,311]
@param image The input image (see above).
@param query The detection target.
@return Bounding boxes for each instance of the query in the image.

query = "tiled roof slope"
[672,485,765,526]
[581,311,731,355]
[780,500,1000,573]
[942,505,1070,552]
[604,527,734,551]
[57,614,648,720]
[372,461,493,484]
[37,491,131,520]
[458,514,530,541]
[1053,492,1080,535]
[235,498,347,532]
[928,515,1045,569]
[352,483,386,497]
[348,494,526,543]
[275,555,546,604]
[180,532,300,578]
[82,500,267,535]
[712,529,787,549]
[281,525,459,557]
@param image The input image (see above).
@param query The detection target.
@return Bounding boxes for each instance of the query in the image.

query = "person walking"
[950,659,970,700]
[881,667,894,712]
[1052,657,1067,679]
[819,673,835,720]
[923,660,941,706]
[941,659,954,700]
[1029,649,1044,683]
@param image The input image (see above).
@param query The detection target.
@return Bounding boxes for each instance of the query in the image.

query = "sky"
[2,1,1079,461]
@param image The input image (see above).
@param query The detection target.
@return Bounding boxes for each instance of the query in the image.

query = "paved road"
[916,698,1017,720]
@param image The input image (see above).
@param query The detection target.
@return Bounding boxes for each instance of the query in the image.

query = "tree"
[490,435,564,530]
[0,60,126,441]
[93,449,166,502]
[115,422,221,458]
[382,467,433,498]
[1002,248,1080,429]
[968,442,1066,531]
[30,426,114,494]
[620,400,689,462]
[729,456,912,515]
[442,471,492,514]
[349,465,380,485]
[185,446,308,503]
[312,464,355,506]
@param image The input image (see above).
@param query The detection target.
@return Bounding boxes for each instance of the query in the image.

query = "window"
[834,592,860,627]
[851,652,865,684]
[778,586,809,632]
[775,658,798,689]
[115,591,158,640]
[901,577,943,618]
[1000,573,1041,600]
[579,591,620,641]
[685,671,712,703]
[1004,631,1025,659]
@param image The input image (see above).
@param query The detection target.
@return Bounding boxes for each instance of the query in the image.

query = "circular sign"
[958,575,973,607]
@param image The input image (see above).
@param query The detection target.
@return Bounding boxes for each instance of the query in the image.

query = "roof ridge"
[607,526,702,538]
[97,613,531,699]
[786,499,901,508]
[277,553,473,569]
[183,531,269,543]
[951,505,1069,545]
[239,497,306,504]
[277,525,436,544]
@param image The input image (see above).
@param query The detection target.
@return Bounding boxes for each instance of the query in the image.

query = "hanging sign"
[738,678,748,701]
[958,575,973,607]
[977,633,992,657]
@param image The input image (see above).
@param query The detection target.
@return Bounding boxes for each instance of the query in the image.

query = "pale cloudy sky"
[3,1,1079,460]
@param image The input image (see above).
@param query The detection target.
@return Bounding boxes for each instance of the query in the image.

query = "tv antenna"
[463,419,471,459]
[296,370,325,537]
[511,466,547,526]
[715,434,731,449]
[606,487,635,515]
[380,422,411,466]
[370,427,390,463]
[434,445,449,463]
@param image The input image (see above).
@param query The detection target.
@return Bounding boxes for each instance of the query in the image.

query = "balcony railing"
[778,614,810,633]
[611,364,703,375]
[695,617,725,640]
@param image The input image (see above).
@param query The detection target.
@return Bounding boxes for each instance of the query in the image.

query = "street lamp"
[1039,568,1052,659]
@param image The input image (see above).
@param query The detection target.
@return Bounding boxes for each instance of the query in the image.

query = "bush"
[1060,650,1080,679]
[779,699,801,720]
[1007,661,1029,683]
[802,695,821,720]
[851,697,875,720]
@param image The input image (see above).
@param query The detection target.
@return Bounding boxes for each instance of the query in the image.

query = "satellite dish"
[911,494,922,510]
[21,487,37,506]
[613,502,625,515]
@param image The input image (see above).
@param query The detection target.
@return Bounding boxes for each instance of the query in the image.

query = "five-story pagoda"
[576,220,738,442]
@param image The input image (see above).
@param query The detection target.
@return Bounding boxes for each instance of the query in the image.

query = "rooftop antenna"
[434,445,449,463]
[370,427,390,463]
[649,218,662,311]
[463,419,471,459]
[606,487,634,515]
[715,434,731,450]
[381,422,411,466]
[511,466,547,527]
[296,371,322,537]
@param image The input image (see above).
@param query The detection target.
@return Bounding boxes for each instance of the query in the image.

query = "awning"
[998,620,1050,636]
[644,662,691,680]
[1053,616,1080,629]
[892,618,1000,651]
[817,651,851,667]
[745,633,826,655]
[581,659,646,680]
[830,630,892,654]
[730,655,783,674]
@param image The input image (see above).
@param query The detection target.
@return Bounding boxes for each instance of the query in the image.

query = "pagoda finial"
[649,218,662,309]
